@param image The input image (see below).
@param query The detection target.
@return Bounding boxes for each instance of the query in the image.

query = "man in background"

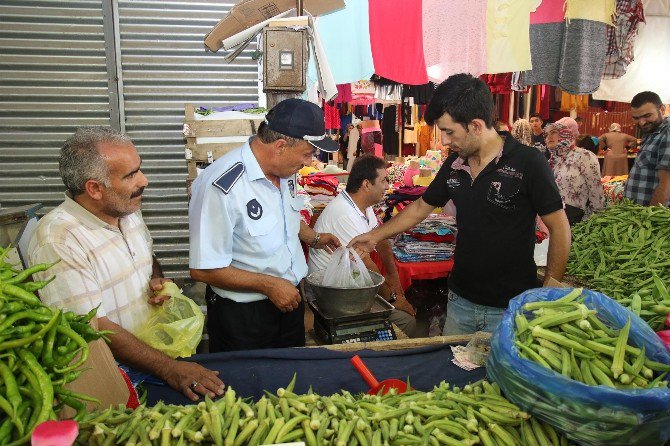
[308,155,417,336]
[624,91,670,206]
[530,113,550,159]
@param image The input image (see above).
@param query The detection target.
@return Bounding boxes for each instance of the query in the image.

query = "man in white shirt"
[29,127,224,402]
[308,155,417,336]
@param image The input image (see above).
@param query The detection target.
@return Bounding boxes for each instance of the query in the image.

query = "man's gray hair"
[59,127,132,196]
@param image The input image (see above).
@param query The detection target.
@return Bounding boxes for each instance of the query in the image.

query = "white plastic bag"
[321,247,373,288]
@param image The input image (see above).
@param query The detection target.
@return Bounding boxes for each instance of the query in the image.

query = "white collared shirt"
[308,190,378,274]
[189,140,307,303]
[28,195,154,333]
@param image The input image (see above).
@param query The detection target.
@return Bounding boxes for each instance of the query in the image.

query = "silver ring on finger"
[189,380,199,391]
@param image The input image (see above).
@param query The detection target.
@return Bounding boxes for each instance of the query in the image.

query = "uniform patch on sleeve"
[212,162,245,194]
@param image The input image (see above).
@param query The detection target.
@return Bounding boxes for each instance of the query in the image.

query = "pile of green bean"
[515,288,670,390]
[75,377,569,446]
[567,202,670,330]
[0,246,109,445]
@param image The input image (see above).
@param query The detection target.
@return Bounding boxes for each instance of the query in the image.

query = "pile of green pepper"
[0,246,109,445]
[567,202,670,330]
[75,377,569,446]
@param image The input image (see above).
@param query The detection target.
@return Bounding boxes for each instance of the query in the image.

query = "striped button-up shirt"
[27,195,154,333]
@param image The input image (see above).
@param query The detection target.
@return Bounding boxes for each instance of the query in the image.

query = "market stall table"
[371,251,454,291]
[144,335,485,406]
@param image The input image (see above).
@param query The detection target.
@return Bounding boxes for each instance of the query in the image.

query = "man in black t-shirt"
[350,74,571,336]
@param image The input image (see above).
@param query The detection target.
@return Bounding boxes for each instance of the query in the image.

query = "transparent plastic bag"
[135,283,204,359]
[487,287,670,446]
[321,247,373,288]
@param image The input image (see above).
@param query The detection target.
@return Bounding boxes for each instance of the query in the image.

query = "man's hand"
[393,294,417,317]
[313,232,341,253]
[163,361,225,402]
[264,277,301,313]
[148,277,173,305]
[348,232,378,257]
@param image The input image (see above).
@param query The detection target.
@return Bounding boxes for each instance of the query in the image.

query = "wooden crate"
[183,104,265,180]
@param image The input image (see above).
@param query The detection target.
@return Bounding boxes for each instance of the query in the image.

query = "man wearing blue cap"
[189,99,341,351]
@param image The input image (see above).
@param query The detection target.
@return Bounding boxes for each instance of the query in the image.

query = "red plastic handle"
[350,355,380,389]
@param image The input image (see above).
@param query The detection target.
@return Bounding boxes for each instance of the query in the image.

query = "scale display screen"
[315,319,396,344]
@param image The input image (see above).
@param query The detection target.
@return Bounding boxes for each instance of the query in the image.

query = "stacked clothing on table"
[381,186,426,222]
[302,176,339,206]
[393,215,457,263]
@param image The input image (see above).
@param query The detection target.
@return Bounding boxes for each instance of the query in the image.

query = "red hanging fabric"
[368,0,428,85]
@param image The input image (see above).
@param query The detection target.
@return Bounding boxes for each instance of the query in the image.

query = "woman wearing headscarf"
[511,118,533,146]
[545,121,604,225]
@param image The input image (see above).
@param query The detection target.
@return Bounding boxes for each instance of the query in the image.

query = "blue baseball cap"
[265,98,339,153]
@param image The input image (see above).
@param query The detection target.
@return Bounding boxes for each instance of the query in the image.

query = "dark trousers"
[206,286,305,352]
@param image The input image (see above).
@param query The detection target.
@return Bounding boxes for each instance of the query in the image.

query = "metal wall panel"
[118,0,260,279]
[0,0,110,211]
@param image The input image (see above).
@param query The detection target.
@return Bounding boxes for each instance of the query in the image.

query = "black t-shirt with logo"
[422,136,563,308]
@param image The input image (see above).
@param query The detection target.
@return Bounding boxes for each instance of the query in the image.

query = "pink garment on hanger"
[531,0,566,24]
[369,0,428,85]
[422,0,487,82]
[334,84,352,105]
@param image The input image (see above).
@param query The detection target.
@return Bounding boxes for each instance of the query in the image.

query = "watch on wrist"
[388,292,397,304]
[309,232,321,248]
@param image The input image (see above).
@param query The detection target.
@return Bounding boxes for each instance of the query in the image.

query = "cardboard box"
[59,318,129,419]
[204,0,344,52]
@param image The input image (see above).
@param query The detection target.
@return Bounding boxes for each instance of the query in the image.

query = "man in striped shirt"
[28,127,224,401]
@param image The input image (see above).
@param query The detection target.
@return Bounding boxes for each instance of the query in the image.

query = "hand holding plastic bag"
[321,247,373,288]
[135,282,204,359]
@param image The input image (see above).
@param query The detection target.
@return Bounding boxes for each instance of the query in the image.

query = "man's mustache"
[131,187,145,198]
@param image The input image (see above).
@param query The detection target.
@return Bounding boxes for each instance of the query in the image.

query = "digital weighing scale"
[309,296,397,344]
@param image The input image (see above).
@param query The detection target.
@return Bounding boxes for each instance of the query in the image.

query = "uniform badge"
[288,178,296,198]
[247,199,263,220]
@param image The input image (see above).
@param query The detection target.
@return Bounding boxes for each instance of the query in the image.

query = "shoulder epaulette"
[212,162,245,194]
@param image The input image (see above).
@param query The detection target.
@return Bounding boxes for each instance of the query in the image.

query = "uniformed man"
[189,99,341,352]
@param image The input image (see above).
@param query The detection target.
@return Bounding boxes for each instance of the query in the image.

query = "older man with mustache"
[28,127,225,402]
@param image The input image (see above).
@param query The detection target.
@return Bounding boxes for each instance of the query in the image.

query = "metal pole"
[297,0,303,15]
[102,0,125,132]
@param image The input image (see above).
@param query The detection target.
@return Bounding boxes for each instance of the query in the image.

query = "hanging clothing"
[334,83,352,105]
[417,121,434,156]
[559,93,589,112]
[403,83,436,105]
[422,0,487,82]
[314,0,375,85]
[486,0,542,74]
[523,18,608,94]
[382,105,399,156]
[323,102,341,130]
[369,0,428,85]
[602,0,646,80]
[593,2,670,103]
[565,0,616,25]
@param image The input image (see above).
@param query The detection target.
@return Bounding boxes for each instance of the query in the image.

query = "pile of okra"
[515,288,670,389]
[567,202,670,330]
[75,377,570,446]
[0,247,108,445]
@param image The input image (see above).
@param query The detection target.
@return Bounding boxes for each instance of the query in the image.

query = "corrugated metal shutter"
[117,0,260,279]
[0,0,110,211]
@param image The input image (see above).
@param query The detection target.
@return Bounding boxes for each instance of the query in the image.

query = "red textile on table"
[372,252,454,291]
[368,0,428,85]
[405,232,455,244]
